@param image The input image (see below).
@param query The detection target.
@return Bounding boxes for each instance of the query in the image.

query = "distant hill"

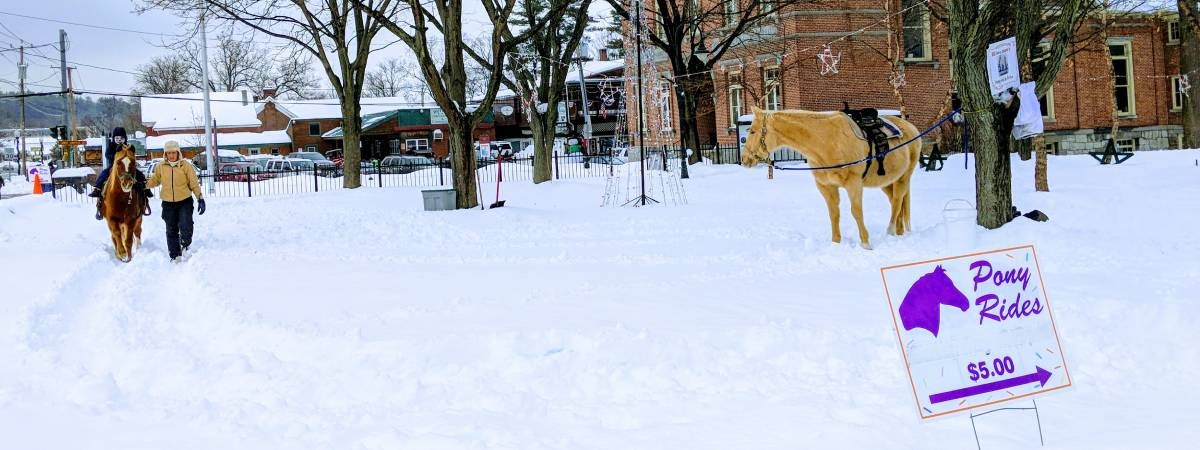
[0,91,141,136]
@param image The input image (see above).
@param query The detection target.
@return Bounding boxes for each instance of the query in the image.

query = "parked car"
[246,154,278,169]
[288,151,336,168]
[192,150,249,173]
[380,155,435,174]
[264,158,316,175]
[325,149,344,167]
[215,162,271,182]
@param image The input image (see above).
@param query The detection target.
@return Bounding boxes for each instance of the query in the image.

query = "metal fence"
[43,144,778,204]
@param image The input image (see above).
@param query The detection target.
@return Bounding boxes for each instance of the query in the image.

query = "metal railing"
[44,144,770,204]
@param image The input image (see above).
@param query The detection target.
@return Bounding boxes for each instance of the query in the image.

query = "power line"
[23,52,141,76]
[0,11,178,37]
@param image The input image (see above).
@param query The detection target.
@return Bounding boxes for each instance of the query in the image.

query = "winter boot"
[88,187,102,198]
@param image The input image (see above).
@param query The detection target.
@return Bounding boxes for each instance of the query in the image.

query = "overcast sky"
[0,1,614,98]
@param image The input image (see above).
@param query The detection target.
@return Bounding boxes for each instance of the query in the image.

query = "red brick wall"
[289,119,343,154]
[624,2,1182,148]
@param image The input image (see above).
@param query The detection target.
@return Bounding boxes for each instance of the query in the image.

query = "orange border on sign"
[879,244,1074,420]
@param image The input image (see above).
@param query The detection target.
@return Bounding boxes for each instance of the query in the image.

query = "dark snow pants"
[161,197,194,259]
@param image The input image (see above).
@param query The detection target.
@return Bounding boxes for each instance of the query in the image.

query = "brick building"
[624,2,1186,154]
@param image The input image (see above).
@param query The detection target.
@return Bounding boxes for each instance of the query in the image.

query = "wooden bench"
[919,144,947,171]
[1089,139,1134,164]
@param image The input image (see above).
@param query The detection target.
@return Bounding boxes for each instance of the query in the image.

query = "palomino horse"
[100,145,146,262]
[741,108,921,249]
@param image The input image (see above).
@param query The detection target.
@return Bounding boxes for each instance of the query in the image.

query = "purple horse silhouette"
[898,266,970,337]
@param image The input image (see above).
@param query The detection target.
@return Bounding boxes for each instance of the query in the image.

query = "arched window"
[433,129,444,141]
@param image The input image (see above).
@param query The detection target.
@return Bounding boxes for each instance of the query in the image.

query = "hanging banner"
[987,37,1021,99]
[880,245,1072,420]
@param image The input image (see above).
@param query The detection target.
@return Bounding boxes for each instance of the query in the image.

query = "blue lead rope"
[773,108,962,172]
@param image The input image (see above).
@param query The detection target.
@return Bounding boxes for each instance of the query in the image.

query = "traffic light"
[49,125,67,140]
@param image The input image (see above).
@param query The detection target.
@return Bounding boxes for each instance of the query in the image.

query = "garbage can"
[421,188,457,211]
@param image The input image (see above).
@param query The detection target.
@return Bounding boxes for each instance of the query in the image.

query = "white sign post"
[987,37,1021,101]
[880,245,1071,420]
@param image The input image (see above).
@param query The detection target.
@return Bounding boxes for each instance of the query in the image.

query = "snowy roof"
[146,130,292,150]
[262,97,426,120]
[141,91,262,131]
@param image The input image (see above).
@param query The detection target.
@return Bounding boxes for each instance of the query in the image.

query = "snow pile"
[0,151,1198,449]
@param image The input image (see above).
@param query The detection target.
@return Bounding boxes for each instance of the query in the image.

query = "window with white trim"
[1109,41,1135,116]
[902,0,932,61]
[1168,20,1181,44]
[1032,42,1054,120]
[658,80,673,131]
[306,145,317,152]
[1172,76,1185,111]
[308,122,321,136]
[433,129,444,141]
[406,139,430,154]
[1116,138,1137,152]
[763,66,781,111]
[249,147,261,155]
[728,71,744,128]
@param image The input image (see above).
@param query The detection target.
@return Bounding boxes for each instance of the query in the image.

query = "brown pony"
[741,108,921,249]
[100,145,145,262]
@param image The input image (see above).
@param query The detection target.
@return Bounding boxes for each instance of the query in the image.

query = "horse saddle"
[842,103,902,178]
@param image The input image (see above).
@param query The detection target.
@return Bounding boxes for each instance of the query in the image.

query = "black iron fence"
[44,144,780,204]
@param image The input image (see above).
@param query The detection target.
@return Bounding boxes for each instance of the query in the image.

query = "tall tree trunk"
[1034,134,1049,191]
[1180,3,1200,148]
[340,91,364,188]
[530,115,554,183]
[447,118,480,208]
[952,0,1014,229]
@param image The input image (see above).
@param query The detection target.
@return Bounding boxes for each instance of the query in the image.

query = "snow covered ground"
[0,151,1198,449]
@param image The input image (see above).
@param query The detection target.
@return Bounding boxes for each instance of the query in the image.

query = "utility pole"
[59,29,68,132]
[200,12,216,192]
[67,67,78,167]
[19,45,28,180]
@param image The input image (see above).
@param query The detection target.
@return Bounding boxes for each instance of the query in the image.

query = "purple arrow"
[929,366,1052,404]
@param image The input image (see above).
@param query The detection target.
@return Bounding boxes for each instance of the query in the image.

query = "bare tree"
[185,32,267,92]
[358,0,576,209]
[607,0,820,170]
[366,57,430,102]
[946,0,1087,228]
[139,0,395,189]
[1178,1,1200,148]
[134,55,194,94]
[502,0,593,183]
[256,48,321,99]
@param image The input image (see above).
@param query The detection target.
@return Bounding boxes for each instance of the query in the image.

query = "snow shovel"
[489,154,506,209]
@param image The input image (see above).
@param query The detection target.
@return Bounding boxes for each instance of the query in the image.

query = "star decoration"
[818,44,842,76]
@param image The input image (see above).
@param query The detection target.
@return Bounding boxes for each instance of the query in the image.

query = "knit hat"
[112,127,128,140]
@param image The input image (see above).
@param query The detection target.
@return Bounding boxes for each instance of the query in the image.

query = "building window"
[763,66,781,111]
[1168,20,1181,44]
[902,0,932,61]
[432,129,444,141]
[249,147,261,155]
[308,122,321,136]
[306,145,317,152]
[658,80,673,131]
[406,139,430,154]
[1116,138,1137,152]
[725,0,739,25]
[728,72,744,127]
[1109,41,1135,116]
[1043,142,1059,156]
[1172,76,1186,111]
[1040,87,1055,120]
[762,0,776,16]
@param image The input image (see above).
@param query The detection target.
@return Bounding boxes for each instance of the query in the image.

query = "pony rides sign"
[880,245,1071,419]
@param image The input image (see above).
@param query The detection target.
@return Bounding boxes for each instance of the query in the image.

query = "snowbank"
[1,150,1198,449]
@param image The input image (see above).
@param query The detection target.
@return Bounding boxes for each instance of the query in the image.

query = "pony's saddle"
[842,104,902,178]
